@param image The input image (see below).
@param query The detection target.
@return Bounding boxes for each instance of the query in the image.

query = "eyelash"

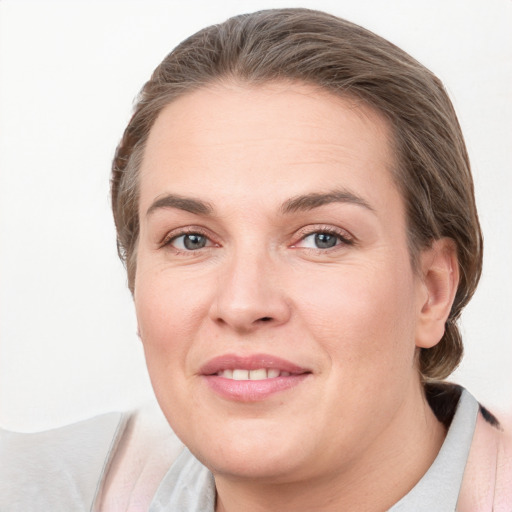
[160,225,355,254]
[292,226,355,251]
[161,227,216,254]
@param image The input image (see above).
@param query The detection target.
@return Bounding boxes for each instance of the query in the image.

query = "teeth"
[233,369,249,380]
[249,369,267,380]
[217,368,289,380]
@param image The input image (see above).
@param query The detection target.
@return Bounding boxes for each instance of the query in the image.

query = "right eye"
[167,233,212,251]
[300,232,341,249]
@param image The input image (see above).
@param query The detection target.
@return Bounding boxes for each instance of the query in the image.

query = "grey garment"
[389,389,479,511]
[149,390,479,511]
[0,390,478,511]
[0,412,127,512]
[149,448,216,512]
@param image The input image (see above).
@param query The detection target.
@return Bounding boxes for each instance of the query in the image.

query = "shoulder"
[495,416,512,510]
[425,383,512,511]
[0,403,183,512]
[0,411,127,511]
[97,402,185,512]
[458,406,512,511]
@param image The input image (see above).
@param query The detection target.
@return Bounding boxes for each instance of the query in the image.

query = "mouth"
[200,354,311,402]
[215,368,292,380]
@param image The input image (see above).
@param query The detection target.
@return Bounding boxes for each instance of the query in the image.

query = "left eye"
[169,233,211,251]
[299,232,346,249]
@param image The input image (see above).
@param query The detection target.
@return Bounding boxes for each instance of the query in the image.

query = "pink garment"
[97,403,184,512]
[458,412,512,511]
[98,403,512,511]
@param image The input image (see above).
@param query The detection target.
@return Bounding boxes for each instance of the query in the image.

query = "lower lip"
[203,374,310,402]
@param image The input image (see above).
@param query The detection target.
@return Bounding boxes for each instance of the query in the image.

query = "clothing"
[0,412,126,511]
[1,389,510,511]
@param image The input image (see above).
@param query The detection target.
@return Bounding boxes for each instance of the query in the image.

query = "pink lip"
[200,353,311,402]
[200,353,308,375]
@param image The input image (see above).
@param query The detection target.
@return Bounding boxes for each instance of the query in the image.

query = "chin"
[201,447,304,482]
[186,422,311,481]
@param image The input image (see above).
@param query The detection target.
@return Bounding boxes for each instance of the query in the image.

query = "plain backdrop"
[1,0,511,432]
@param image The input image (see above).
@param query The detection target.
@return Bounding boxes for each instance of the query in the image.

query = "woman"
[1,8,510,511]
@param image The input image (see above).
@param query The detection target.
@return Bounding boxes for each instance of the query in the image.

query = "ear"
[415,238,459,349]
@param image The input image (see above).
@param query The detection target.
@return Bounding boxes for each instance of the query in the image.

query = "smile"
[216,369,291,380]
[200,354,311,402]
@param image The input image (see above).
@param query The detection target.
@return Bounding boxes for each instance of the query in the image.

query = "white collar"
[150,389,479,511]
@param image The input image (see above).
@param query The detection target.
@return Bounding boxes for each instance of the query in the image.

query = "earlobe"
[415,238,459,349]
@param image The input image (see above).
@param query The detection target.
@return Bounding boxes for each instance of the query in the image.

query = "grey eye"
[313,233,337,248]
[184,234,207,250]
[172,233,209,250]
[301,232,339,249]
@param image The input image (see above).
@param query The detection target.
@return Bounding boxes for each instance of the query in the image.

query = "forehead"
[139,81,401,217]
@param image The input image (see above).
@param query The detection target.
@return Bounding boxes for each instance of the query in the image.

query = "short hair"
[111,8,483,381]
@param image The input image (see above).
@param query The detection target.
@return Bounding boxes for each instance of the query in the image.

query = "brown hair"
[111,8,482,380]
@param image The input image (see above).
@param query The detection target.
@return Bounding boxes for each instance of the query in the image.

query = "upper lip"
[199,353,310,376]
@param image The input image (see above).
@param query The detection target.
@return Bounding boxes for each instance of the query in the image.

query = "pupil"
[315,233,337,248]
[184,234,206,250]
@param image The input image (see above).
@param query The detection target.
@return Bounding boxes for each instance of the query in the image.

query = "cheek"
[296,260,419,372]
[134,266,211,361]
[133,270,209,421]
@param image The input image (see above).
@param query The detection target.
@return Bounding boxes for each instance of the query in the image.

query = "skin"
[134,82,458,511]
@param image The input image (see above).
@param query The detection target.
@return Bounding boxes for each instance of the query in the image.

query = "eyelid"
[291,224,355,248]
[160,226,217,248]
[158,224,354,252]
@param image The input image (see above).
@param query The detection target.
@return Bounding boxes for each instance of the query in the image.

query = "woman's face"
[134,82,429,481]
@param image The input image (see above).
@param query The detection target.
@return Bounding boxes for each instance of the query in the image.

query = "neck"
[214,384,445,512]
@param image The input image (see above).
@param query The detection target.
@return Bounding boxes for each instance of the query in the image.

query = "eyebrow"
[281,189,374,214]
[146,189,374,218]
[146,194,213,217]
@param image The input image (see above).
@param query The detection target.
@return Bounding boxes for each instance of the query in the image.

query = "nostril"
[259,317,273,322]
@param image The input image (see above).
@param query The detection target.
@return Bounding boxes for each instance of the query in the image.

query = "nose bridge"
[210,239,290,330]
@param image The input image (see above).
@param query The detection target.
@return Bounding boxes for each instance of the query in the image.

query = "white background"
[1,0,511,432]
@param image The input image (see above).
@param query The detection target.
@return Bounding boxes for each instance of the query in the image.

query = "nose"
[209,247,291,333]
